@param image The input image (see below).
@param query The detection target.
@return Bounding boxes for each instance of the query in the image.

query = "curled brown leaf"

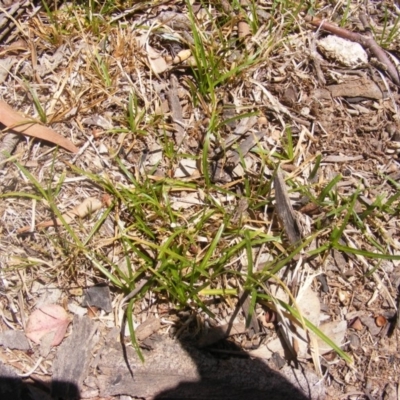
[0,100,78,153]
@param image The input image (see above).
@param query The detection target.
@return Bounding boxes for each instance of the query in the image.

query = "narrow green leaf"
[308,154,321,181]
[334,243,400,261]
[126,299,144,362]
[318,174,342,203]
[198,223,225,277]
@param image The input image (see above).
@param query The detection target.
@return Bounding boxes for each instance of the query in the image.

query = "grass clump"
[1,1,400,382]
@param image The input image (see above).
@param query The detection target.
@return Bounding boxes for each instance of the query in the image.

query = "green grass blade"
[198,223,225,277]
[318,174,342,203]
[126,298,144,362]
[334,243,400,261]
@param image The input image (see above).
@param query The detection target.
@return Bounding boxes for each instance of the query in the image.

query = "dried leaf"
[170,191,203,210]
[174,158,198,178]
[0,100,78,153]
[18,197,104,233]
[64,197,103,220]
[295,283,321,359]
[238,20,250,39]
[26,304,71,346]
[316,320,347,354]
[146,44,169,74]
[297,285,321,328]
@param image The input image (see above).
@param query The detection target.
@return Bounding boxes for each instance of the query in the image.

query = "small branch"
[304,15,400,86]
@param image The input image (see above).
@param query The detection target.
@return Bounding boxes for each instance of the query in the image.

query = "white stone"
[318,35,368,68]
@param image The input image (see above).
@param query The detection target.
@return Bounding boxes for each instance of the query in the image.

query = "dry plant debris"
[0,1,399,399]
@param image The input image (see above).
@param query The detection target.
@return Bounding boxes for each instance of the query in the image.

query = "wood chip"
[0,330,30,351]
[274,168,302,245]
[324,155,364,162]
[167,74,185,146]
[83,284,112,313]
[135,316,161,341]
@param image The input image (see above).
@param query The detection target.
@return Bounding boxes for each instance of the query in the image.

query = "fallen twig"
[304,14,400,86]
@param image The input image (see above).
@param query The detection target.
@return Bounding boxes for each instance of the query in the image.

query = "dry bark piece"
[316,320,347,354]
[308,33,326,85]
[274,168,302,245]
[0,101,78,152]
[0,330,30,350]
[326,77,383,100]
[0,58,16,84]
[145,42,169,74]
[52,316,98,399]
[157,11,191,30]
[324,155,364,163]
[167,74,185,145]
[170,191,203,210]
[135,316,161,341]
[82,284,112,313]
[349,317,363,331]
[359,315,381,336]
[294,283,323,360]
[228,131,265,166]
[0,1,29,44]
[174,158,198,178]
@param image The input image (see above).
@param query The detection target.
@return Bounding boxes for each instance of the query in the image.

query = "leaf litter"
[0,1,399,399]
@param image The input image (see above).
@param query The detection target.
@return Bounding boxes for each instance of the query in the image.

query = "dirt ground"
[0,1,400,399]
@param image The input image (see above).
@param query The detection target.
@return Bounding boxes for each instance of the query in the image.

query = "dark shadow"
[0,368,80,400]
[150,320,318,400]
